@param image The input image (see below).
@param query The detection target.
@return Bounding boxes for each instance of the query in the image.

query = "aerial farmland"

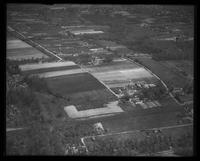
[6,4,194,156]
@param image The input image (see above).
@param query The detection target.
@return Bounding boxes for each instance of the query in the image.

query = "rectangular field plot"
[7,48,49,60]
[37,69,86,78]
[110,77,159,89]
[95,104,184,134]
[45,72,106,95]
[84,60,139,73]
[84,59,157,88]
[7,39,32,49]
[91,68,154,88]
[84,124,192,153]
[7,37,48,60]
[22,65,80,75]
[20,61,79,75]
[159,60,193,78]
[137,58,190,88]
[64,101,123,119]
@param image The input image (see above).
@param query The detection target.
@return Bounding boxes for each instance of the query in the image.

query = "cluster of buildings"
[119,80,156,96]
[119,81,161,109]
[93,122,105,135]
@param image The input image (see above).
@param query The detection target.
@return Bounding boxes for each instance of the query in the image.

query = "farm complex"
[6,4,194,156]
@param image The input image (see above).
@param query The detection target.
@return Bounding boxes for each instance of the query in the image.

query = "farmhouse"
[93,122,105,135]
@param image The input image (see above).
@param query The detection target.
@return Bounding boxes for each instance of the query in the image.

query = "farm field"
[85,59,157,88]
[7,35,49,60]
[64,101,123,119]
[64,89,117,111]
[45,72,107,95]
[136,58,190,88]
[84,124,193,154]
[81,100,184,134]
[6,5,193,156]
[84,59,139,72]
[159,60,193,78]
[19,61,118,112]
[84,123,192,144]
[20,61,78,73]
[22,65,80,75]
